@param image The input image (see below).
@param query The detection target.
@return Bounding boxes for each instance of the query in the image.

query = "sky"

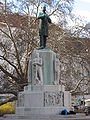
[72,0,90,22]
[1,0,90,23]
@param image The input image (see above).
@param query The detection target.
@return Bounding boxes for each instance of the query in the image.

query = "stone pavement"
[0,114,90,120]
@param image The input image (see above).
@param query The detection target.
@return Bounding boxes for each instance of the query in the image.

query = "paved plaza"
[0,114,90,120]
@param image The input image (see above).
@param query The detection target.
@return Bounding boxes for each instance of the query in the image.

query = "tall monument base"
[16,49,71,115]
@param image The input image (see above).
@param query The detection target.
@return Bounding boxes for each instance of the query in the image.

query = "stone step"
[1,117,90,120]
[0,117,90,120]
[3,114,15,119]
[3,114,50,120]
[1,114,90,120]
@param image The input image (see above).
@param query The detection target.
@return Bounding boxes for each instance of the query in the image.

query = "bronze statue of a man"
[37,5,51,49]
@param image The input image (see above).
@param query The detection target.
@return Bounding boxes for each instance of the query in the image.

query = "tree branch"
[70,77,87,93]
[0,55,22,78]
[0,42,7,55]
[4,17,23,76]
[0,95,17,106]
[0,28,12,40]
[0,24,23,76]
[0,65,19,83]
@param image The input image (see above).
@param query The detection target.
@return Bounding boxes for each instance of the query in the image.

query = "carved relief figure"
[44,92,62,107]
[32,53,43,85]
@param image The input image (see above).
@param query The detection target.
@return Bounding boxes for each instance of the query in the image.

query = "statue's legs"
[43,36,47,48]
[40,35,47,48]
[40,36,43,47]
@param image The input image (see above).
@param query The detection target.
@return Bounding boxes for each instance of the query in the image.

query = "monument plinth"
[29,48,59,85]
[16,49,71,115]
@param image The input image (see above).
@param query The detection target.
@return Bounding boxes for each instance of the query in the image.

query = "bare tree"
[0,0,74,103]
[0,0,89,104]
[68,14,90,38]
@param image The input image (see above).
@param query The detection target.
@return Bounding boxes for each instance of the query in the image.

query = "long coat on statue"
[37,12,51,37]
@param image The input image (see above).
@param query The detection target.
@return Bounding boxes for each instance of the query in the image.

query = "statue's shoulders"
[38,12,44,16]
[37,12,49,20]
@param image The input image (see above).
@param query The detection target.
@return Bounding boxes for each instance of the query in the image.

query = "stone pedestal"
[28,48,59,85]
[16,48,71,115]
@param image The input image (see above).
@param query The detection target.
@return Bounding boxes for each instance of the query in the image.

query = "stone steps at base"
[1,118,90,120]
[10,118,48,120]
[1,114,90,120]
[3,114,15,119]
[4,114,50,118]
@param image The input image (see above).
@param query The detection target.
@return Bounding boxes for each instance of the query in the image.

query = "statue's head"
[42,5,46,13]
